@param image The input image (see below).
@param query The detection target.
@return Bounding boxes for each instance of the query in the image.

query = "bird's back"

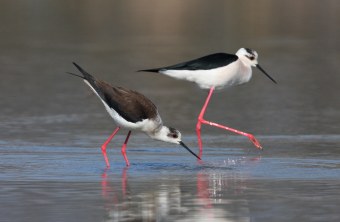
[140,53,238,72]
[96,81,159,123]
[71,62,159,124]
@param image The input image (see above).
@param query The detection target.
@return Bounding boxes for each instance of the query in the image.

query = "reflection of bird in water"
[68,62,200,167]
[101,168,183,222]
[99,156,261,222]
[139,48,277,155]
[101,167,128,202]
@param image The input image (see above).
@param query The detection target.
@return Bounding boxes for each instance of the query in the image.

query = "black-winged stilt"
[139,48,277,154]
[68,62,200,167]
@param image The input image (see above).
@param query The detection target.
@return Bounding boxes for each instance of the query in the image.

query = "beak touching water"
[256,64,277,84]
[179,141,201,160]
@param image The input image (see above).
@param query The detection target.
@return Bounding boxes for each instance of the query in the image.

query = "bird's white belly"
[105,107,144,129]
[162,60,252,89]
[106,106,161,132]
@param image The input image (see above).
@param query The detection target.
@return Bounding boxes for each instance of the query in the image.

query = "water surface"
[0,0,340,221]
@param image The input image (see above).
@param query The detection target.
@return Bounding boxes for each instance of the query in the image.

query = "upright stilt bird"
[139,48,277,155]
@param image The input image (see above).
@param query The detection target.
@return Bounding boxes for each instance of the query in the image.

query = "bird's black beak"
[179,141,201,160]
[256,64,277,84]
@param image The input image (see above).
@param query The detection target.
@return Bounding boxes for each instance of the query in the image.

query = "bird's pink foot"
[121,148,130,166]
[121,131,131,166]
[101,145,110,168]
[196,120,203,157]
[247,134,263,150]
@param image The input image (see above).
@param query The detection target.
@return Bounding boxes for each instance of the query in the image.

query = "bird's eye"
[249,56,255,60]
[172,134,178,139]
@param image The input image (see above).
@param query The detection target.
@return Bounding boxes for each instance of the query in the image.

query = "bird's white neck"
[147,126,178,144]
[148,126,167,140]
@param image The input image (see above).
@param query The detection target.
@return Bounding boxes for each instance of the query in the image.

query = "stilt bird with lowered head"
[68,62,200,167]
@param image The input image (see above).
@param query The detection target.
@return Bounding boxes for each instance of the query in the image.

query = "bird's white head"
[150,126,201,160]
[236,48,259,67]
[152,126,182,144]
[236,48,277,84]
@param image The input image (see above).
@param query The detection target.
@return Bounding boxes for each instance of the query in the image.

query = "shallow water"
[1,0,340,222]
[1,135,340,222]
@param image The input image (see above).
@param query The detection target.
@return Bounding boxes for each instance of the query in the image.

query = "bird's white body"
[140,48,276,90]
[161,58,252,89]
[151,48,264,90]
[138,48,276,152]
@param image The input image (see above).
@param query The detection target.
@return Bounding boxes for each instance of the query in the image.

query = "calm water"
[1,0,340,221]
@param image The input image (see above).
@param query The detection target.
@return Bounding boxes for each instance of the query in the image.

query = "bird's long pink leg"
[196,88,215,156]
[196,87,262,154]
[121,131,132,166]
[101,127,120,168]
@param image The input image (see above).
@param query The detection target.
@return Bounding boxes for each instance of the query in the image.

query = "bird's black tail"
[71,62,96,81]
[138,68,161,73]
[66,71,84,79]
[68,62,105,99]
[68,62,99,88]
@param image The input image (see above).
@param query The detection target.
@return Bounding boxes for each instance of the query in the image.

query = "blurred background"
[0,0,339,146]
[0,1,340,221]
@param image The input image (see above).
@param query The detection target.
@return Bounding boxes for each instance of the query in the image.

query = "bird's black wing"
[139,53,238,72]
[71,62,158,123]
[97,83,159,123]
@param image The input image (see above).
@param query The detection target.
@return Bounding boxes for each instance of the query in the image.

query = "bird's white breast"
[162,60,252,89]
[105,107,160,131]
